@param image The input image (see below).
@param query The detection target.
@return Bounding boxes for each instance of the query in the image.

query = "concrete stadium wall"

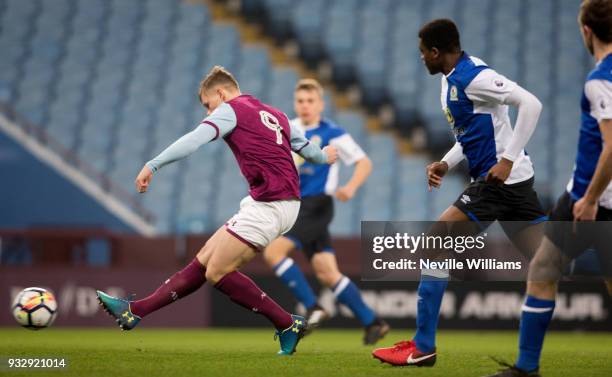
[0,132,134,232]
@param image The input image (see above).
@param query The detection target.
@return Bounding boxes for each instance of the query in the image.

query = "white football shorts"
[225,195,300,250]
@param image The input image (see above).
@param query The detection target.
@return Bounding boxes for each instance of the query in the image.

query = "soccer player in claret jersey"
[373,19,547,366]
[485,1,612,376]
[262,79,390,345]
[95,66,338,356]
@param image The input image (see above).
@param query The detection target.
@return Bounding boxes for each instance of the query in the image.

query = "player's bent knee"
[205,265,231,285]
[195,230,224,268]
[195,246,212,268]
[312,260,342,287]
[315,270,338,287]
[528,252,562,282]
[205,270,222,285]
[263,247,283,267]
[263,238,293,267]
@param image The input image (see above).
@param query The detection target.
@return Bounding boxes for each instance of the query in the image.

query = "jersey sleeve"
[585,79,612,123]
[288,119,309,152]
[329,133,366,165]
[288,120,328,164]
[501,86,542,161]
[465,69,518,105]
[146,103,237,173]
[441,142,464,169]
[199,102,237,139]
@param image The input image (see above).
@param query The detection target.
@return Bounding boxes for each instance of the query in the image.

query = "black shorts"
[453,176,547,235]
[285,194,334,259]
[545,192,612,273]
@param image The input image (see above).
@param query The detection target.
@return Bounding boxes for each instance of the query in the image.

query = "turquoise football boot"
[96,290,141,331]
[275,314,307,355]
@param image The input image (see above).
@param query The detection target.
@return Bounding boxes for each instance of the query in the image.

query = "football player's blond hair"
[198,65,240,98]
[294,78,324,98]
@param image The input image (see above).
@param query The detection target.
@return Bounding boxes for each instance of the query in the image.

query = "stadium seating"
[0,0,591,235]
[251,0,592,213]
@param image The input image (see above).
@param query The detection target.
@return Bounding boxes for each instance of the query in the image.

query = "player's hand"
[335,185,356,202]
[322,146,338,164]
[426,161,448,191]
[485,158,513,185]
[135,165,153,193]
[573,196,598,222]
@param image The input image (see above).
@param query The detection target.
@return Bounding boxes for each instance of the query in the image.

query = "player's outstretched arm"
[135,125,218,193]
[289,122,337,164]
[135,103,237,193]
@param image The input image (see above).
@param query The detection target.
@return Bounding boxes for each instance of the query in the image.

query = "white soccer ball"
[12,287,58,330]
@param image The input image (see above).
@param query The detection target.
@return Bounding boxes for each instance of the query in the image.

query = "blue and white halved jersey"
[567,53,612,209]
[291,118,366,197]
[441,53,534,184]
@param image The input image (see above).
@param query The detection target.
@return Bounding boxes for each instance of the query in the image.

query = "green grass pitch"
[1,328,610,377]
